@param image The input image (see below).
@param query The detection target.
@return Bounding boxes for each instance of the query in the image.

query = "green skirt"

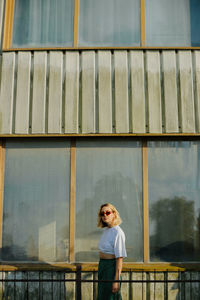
[98,259,122,300]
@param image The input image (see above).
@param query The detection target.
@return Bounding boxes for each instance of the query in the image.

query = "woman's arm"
[112,257,123,293]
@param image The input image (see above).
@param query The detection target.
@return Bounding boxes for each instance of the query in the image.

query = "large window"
[0,138,200,264]
[3,0,200,49]
[2,139,71,262]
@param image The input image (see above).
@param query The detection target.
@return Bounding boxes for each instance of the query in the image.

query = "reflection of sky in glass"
[2,139,70,262]
[75,139,143,262]
[148,141,200,261]
[79,0,140,46]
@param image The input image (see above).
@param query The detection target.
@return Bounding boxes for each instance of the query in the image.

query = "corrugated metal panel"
[0,50,199,135]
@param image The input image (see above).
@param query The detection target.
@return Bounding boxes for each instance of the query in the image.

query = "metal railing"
[0,270,199,299]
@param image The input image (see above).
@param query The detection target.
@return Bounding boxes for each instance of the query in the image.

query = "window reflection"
[148,141,200,261]
[2,140,70,262]
[75,139,143,262]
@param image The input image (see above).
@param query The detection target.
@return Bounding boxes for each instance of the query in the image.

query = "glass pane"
[75,139,143,262]
[2,139,70,262]
[148,141,200,262]
[78,0,140,46]
[146,0,200,46]
[12,0,74,47]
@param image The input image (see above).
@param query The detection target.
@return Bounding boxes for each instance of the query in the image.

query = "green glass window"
[78,0,140,46]
[148,141,200,262]
[75,139,143,262]
[146,0,200,46]
[2,139,70,262]
[12,0,74,47]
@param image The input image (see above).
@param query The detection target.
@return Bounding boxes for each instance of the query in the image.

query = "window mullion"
[141,0,145,47]
[142,140,149,263]
[73,0,79,47]
[3,0,15,50]
[0,140,5,250]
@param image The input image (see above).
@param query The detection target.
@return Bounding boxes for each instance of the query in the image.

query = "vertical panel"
[193,51,200,132]
[149,272,165,300]
[114,51,129,133]
[190,272,200,300]
[178,51,195,133]
[98,51,112,133]
[0,141,5,248]
[65,52,79,133]
[131,272,146,300]
[168,272,180,300]
[15,52,31,134]
[32,52,47,134]
[81,272,93,300]
[65,272,76,299]
[121,272,129,299]
[69,140,76,262]
[162,51,179,133]
[130,51,146,133]
[82,51,95,133]
[146,51,162,133]
[143,141,149,263]
[28,272,40,300]
[48,52,63,133]
[0,52,15,134]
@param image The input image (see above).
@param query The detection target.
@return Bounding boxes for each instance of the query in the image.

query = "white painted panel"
[32,52,47,133]
[98,51,112,133]
[65,52,79,133]
[15,52,31,134]
[65,272,76,299]
[146,51,162,133]
[149,272,165,300]
[131,272,146,300]
[130,51,146,133]
[168,272,180,300]
[82,51,95,133]
[193,51,200,132]
[81,272,93,300]
[162,51,179,133]
[48,52,63,133]
[178,51,195,133]
[114,51,129,133]
[0,52,15,134]
[121,272,129,299]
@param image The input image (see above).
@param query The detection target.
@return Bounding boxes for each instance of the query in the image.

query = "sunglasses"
[100,210,112,217]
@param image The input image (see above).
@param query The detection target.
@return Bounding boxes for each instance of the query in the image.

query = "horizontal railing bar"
[0,279,199,283]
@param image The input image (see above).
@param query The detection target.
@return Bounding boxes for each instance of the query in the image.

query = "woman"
[97,203,127,300]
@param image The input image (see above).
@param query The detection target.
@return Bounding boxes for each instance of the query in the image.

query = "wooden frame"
[0,141,5,249]
[4,0,200,51]
[0,136,200,271]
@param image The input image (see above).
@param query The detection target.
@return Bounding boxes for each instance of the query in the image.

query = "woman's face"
[100,206,115,227]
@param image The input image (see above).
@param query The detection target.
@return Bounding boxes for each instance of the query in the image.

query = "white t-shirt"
[98,225,127,258]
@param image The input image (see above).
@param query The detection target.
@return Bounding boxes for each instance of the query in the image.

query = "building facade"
[0,0,200,299]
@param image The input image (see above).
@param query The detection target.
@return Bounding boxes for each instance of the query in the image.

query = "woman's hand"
[112,282,120,293]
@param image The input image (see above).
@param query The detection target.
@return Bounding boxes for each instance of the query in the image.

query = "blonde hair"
[97,203,122,228]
